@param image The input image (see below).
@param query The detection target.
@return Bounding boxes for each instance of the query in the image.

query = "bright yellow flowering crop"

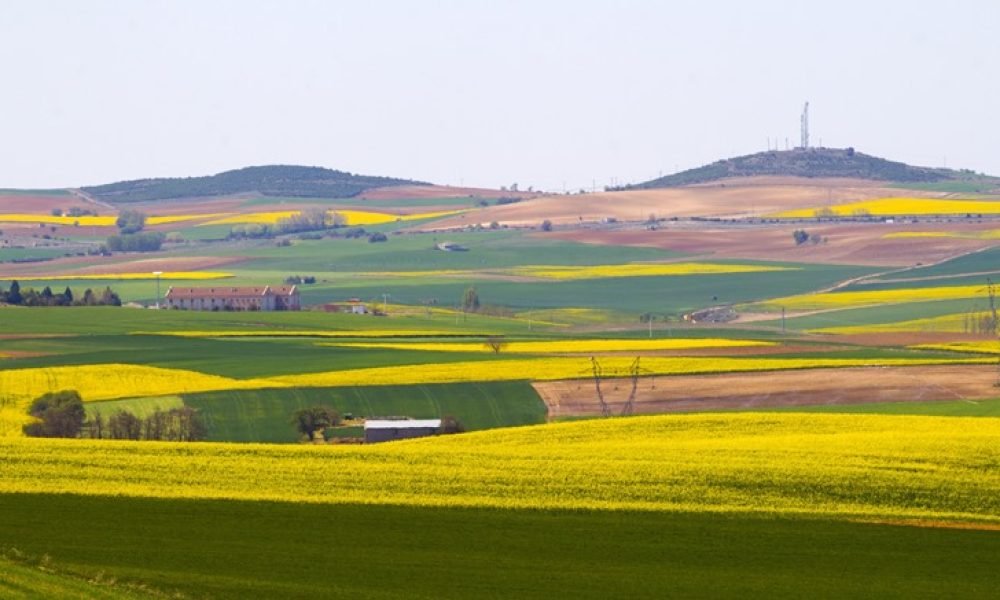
[274,356,988,388]
[0,213,222,226]
[758,284,987,311]
[771,197,1000,218]
[0,214,117,226]
[911,341,1000,354]
[1,413,997,523]
[135,329,470,338]
[0,364,283,436]
[203,208,465,226]
[813,312,990,334]
[325,338,776,354]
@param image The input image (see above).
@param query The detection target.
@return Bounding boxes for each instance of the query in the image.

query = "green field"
[92,381,546,442]
[0,494,997,599]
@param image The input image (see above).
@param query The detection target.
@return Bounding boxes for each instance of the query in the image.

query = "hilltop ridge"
[627,148,999,191]
[80,165,429,204]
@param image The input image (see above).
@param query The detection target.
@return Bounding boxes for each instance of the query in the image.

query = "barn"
[164,285,300,311]
[364,419,442,444]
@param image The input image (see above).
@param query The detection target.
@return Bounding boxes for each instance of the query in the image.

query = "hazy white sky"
[1,0,997,190]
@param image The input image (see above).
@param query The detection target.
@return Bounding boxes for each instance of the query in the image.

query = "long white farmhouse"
[164,285,300,311]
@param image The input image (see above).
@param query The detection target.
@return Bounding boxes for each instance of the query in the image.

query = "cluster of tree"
[81,165,427,203]
[50,207,99,217]
[461,286,480,312]
[115,209,147,234]
[540,219,553,231]
[23,390,86,438]
[89,407,206,441]
[291,405,342,441]
[22,389,207,441]
[284,275,317,285]
[230,209,344,240]
[106,231,165,252]
[494,197,522,205]
[368,232,388,243]
[792,229,826,246]
[0,281,121,306]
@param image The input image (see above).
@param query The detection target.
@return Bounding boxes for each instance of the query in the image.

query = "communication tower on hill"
[800,102,810,149]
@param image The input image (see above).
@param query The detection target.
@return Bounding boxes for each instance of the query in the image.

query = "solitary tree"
[540,219,553,232]
[23,390,86,438]
[462,286,480,312]
[291,406,341,441]
[7,280,22,305]
[484,335,507,354]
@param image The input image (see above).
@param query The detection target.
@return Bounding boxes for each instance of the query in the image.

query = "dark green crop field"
[0,494,997,599]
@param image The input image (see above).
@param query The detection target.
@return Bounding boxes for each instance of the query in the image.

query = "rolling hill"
[626,148,1000,191]
[80,164,430,203]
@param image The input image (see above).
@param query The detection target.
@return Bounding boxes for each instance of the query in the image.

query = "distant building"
[164,285,300,311]
[364,419,442,444]
[322,298,367,314]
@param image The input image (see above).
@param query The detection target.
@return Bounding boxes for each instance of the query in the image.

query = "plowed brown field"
[425,177,935,229]
[535,364,997,418]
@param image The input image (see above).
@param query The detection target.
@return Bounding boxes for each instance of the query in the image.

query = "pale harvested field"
[535,364,997,418]
[546,221,998,267]
[0,255,246,278]
[360,184,538,201]
[424,177,936,228]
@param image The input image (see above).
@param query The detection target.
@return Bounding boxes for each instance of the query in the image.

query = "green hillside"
[627,148,1000,189]
[80,164,429,203]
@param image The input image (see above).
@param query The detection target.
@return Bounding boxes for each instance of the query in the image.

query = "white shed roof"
[364,419,442,430]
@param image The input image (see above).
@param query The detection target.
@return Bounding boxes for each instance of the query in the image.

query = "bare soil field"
[535,364,998,418]
[0,193,94,214]
[546,221,998,267]
[425,177,934,229]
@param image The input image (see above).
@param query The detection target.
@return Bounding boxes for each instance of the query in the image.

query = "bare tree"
[484,336,508,354]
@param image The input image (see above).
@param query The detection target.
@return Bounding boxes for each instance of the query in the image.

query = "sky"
[1,0,998,191]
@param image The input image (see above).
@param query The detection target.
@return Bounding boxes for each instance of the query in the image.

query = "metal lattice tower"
[800,102,810,149]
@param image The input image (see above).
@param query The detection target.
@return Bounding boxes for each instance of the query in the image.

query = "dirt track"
[534,364,999,418]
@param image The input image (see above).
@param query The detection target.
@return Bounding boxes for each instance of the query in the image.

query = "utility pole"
[781,306,786,333]
[382,293,389,315]
[648,315,653,338]
[152,271,162,309]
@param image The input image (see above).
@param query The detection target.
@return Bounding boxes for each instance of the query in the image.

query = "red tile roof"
[165,285,298,299]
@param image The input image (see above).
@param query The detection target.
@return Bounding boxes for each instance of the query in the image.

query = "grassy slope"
[0,495,997,599]
[0,555,157,599]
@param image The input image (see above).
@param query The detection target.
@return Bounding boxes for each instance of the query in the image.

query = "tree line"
[23,390,206,441]
[0,281,121,306]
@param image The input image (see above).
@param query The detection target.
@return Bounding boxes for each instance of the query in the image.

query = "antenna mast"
[800,102,810,149]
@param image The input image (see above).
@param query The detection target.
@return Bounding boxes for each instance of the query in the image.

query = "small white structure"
[364,419,442,444]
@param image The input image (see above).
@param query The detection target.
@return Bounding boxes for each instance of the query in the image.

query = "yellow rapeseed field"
[273,356,988,388]
[0,413,997,522]
[0,364,283,437]
[0,213,222,226]
[203,209,464,226]
[10,271,232,282]
[325,338,777,354]
[813,312,990,334]
[758,284,987,311]
[135,329,470,338]
[910,341,1000,354]
[513,262,794,280]
[770,197,1000,218]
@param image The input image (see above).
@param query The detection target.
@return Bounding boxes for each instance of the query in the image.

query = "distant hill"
[81,165,429,203]
[627,148,1000,191]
